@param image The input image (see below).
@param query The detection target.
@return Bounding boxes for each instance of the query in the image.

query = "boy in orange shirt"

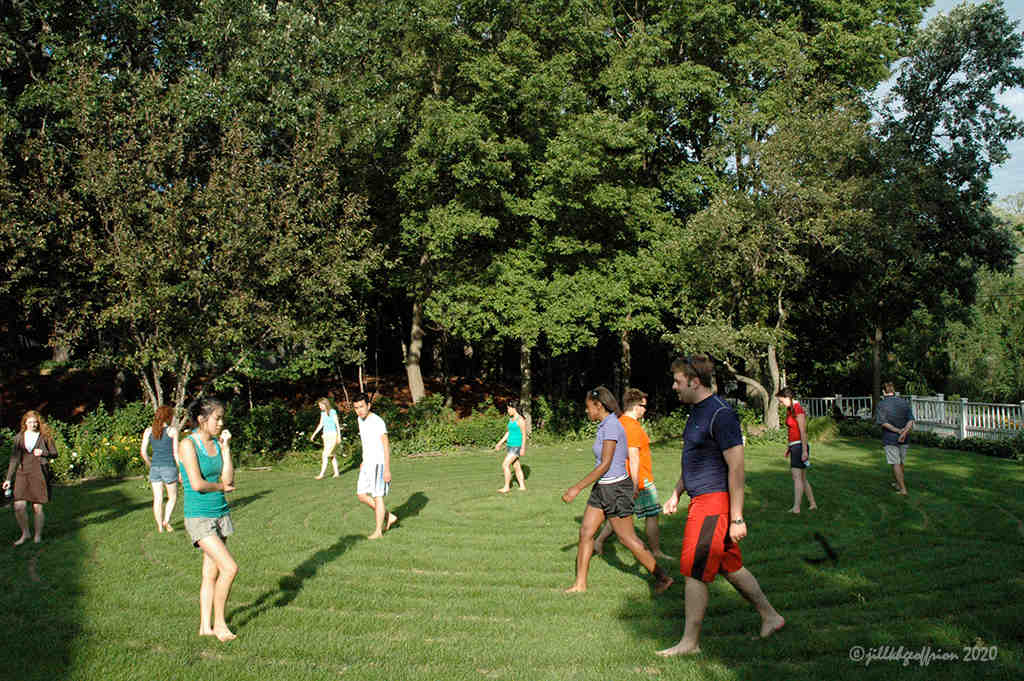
[594,388,669,559]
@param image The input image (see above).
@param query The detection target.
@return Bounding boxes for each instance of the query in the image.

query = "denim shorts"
[149,465,179,484]
[506,446,522,458]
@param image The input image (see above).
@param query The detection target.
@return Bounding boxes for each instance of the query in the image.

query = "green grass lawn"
[1,436,1021,681]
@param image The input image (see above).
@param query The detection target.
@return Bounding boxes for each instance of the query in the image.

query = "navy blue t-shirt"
[681,395,744,498]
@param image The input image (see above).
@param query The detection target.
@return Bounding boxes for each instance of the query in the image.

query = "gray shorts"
[885,444,908,465]
[149,465,179,484]
[185,515,234,547]
[506,446,522,458]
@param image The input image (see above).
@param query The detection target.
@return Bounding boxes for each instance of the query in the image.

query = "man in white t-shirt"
[353,393,397,539]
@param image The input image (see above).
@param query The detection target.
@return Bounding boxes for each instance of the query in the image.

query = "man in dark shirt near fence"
[657,355,785,657]
[875,382,915,496]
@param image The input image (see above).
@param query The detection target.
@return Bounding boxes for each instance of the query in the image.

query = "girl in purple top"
[562,386,673,594]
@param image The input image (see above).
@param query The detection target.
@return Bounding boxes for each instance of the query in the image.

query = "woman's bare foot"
[760,615,786,638]
[564,584,586,593]
[656,641,701,657]
[33,536,42,544]
[367,531,383,539]
[808,504,818,511]
[332,473,340,478]
[213,626,236,642]
[385,513,398,532]
[314,474,325,480]
[789,508,800,514]
[13,533,30,546]
[200,628,215,637]
[157,524,164,533]
[164,522,175,532]
[516,486,526,491]
[497,487,510,493]
[653,575,674,595]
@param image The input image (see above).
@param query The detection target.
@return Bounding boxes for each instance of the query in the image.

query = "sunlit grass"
[0,436,1021,680]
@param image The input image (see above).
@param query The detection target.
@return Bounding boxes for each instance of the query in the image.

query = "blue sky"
[922,1,1024,200]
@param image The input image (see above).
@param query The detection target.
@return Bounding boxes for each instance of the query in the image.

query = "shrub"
[451,407,506,447]
[806,417,839,443]
[837,419,1024,461]
[237,400,294,462]
[647,407,690,442]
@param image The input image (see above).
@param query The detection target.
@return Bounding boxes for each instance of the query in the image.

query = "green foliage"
[646,408,690,442]
[806,416,839,443]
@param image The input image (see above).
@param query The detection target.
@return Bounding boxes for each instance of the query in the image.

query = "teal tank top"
[507,418,523,448]
[180,434,229,519]
[148,430,175,468]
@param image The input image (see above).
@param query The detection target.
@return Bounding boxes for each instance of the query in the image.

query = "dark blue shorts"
[788,442,810,469]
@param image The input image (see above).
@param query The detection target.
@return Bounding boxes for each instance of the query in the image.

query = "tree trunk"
[171,361,191,430]
[872,325,883,417]
[519,340,533,431]
[766,344,782,429]
[405,300,426,403]
[52,343,70,363]
[620,326,631,395]
[724,360,775,429]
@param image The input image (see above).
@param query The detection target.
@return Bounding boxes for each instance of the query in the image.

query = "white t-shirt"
[357,413,388,466]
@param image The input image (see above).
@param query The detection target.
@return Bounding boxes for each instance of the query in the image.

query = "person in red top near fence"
[775,388,817,514]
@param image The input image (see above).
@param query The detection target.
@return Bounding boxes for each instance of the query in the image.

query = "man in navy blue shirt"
[657,355,785,657]
[875,382,915,495]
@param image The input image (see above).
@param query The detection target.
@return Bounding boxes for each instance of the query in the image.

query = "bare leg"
[151,482,165,531]
[197,536,238,641]
[32,503,44,543]
[498,453,513,492]
[327,438,340,476]
[316,444,329,479]
[645,516,670,559]
[790,468,804,513]
[566,505,605,592]
[802,471,817,509]
[593,520,614,555]
[722,567,785,638]
[512,459,526,491]
[656,577,708,656]
[608,516,672,592]
[163,483,177,530]
[368,496,389,539]
[892,463,907,494]
[12,500,30,545]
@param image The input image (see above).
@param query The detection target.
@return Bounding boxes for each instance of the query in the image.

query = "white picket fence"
[801,394,1024,441]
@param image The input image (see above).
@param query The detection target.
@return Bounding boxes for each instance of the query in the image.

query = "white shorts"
[357,464,390,498]
[884,444,908,465]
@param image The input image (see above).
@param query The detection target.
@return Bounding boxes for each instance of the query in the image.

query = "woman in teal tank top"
[178,398,238,642]
[493,400,528,493]
[139,405,180,533]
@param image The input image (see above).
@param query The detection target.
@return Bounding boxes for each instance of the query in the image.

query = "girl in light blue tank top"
[179,398,239,642]
[140,405,179,533]
[494,401,527,493]
[312,397,342,479]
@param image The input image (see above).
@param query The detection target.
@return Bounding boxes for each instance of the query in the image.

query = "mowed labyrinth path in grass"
[1,436,1021,681]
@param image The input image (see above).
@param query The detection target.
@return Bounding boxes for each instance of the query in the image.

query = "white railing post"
[960,397,969,440]
[836,394,842,417]
[937,394,945,424]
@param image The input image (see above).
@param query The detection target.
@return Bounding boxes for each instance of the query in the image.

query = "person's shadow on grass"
[229,533,364,629]
[391,491,429,528]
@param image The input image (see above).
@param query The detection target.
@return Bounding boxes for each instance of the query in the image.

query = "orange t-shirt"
[619,414,653,486]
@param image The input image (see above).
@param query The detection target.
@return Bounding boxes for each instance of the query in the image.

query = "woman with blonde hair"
[3,411,58,545]
[140,405,180,532]
[310,397,342,479]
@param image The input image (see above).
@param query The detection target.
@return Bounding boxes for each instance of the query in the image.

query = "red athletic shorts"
[680,491,743,582]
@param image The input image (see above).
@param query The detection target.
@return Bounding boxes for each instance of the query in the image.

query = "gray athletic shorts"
[884,444,908,465]
[185,515,234,547]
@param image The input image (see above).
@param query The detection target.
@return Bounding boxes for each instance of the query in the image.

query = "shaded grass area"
[0,437,1021,680]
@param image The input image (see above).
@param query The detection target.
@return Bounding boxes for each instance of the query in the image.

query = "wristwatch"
[731,519,745,525]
